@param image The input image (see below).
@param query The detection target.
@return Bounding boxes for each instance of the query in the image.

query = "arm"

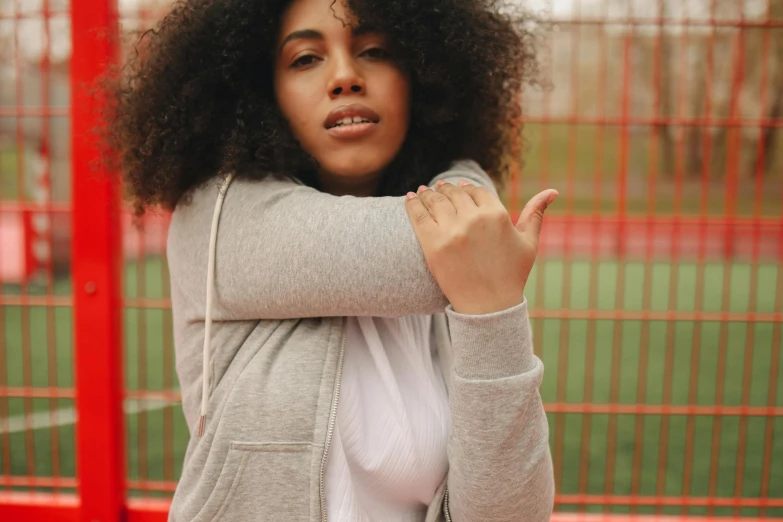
[166,160,495,320]
[443,301,554,521]
[403,176,558,520]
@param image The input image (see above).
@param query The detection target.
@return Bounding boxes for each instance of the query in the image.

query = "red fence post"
[71,0,124,521]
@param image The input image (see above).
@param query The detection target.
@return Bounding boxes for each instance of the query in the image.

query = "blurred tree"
[750,0,782,178]
[618,0,781,180]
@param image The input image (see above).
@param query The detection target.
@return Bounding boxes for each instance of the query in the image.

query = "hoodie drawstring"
[199,173,235,437]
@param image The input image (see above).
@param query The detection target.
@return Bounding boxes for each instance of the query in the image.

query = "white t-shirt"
[324,315,452,521]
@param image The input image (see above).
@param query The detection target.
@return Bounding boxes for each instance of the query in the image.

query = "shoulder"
[449,158,487,178]
[428,159,498,195]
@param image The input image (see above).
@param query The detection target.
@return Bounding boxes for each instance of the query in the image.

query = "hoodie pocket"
[192,441,315,522]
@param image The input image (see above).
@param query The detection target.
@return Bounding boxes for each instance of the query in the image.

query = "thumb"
[515,189,558,243]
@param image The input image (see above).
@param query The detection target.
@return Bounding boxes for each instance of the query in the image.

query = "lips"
[324,104,381,130]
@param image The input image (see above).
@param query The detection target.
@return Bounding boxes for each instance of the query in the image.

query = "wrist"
[451,291,525,316]
[446,297,535,379]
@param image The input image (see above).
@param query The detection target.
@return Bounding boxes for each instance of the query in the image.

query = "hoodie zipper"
[444,486,452,522]
[319,318,347,522]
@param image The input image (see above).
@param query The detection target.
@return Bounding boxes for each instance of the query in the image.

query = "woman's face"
[274,0,410,195]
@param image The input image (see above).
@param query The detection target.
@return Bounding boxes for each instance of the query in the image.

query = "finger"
[404,192,438,236]
[415,185,456,224]
[516,189,558,243]
[433,180,478,214]
[457,181,503,209]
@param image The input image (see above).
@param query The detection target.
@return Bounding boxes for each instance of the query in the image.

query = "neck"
[318,171,381,197]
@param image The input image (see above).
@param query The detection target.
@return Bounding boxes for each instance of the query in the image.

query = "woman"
[106,0,556,520]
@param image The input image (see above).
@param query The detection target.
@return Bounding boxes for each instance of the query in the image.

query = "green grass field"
[529,260,783,516]
[1,257,781,516]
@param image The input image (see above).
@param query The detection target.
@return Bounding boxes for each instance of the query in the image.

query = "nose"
[327,55,366,99]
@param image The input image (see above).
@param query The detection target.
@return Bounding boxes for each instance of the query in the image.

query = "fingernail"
[458,180,470,186]
[547,191,558,205]
[406,192,417,200]
[435,180,445,187]
[418,185,430,193]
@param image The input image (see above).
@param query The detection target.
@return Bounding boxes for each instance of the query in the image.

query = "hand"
[404,180,557,315]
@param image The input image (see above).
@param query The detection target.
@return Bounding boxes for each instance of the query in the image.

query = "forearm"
[167,160,496,320]
[443,300,554,521]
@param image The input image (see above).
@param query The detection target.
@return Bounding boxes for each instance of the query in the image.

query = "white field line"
[0,399,177,435]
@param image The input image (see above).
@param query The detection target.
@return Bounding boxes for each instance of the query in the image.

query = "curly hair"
[103,0,542,214]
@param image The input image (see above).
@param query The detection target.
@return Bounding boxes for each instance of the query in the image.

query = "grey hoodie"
[166,160,554,521]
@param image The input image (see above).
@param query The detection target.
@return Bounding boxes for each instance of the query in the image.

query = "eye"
[291,54,320,69]
[360,47,391,60]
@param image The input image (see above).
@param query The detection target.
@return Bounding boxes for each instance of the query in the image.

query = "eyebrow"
[279,29,323,54]
[278,25,381,55]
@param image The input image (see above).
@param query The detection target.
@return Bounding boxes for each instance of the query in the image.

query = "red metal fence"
[0,0,781,521]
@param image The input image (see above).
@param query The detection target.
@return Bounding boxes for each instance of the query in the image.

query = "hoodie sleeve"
[167,160,498,320]
[443,298,555,522]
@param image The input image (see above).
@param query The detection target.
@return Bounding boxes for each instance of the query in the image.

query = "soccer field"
[1,257,782,516]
